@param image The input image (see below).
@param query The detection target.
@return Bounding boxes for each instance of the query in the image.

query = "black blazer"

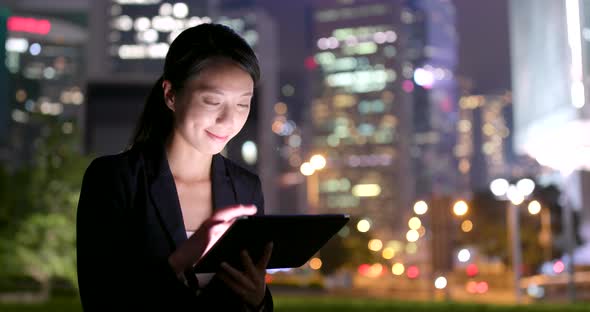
[76,142,273,311]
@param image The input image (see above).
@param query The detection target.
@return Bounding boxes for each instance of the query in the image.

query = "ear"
[162,80,176,112]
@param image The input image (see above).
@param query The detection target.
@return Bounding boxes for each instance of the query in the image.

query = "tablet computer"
[192,214,349,273]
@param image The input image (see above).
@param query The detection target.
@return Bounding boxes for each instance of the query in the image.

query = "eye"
[238,104,250,108]
[203,99,220,106]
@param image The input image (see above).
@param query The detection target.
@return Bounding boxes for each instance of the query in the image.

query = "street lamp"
[489,178,535,304]
[528,200,553,263]
[300,154,326,213]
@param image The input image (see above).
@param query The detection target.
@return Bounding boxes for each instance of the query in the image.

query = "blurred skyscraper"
[403,0,459,199]
[0,4,87,168]
[0,9,9,146]
[455,92,512,191]
[307,0,412,241]
[305,0,459,242]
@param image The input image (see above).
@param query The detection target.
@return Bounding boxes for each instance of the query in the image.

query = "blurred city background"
[0,0,590,310]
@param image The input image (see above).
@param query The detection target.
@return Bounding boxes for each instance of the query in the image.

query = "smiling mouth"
[206,130,229,141]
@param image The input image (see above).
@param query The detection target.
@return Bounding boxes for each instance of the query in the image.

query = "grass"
[0,296,588,311]
[275,297,589,311]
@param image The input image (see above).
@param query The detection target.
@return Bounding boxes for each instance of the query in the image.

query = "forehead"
[186,60,254,95]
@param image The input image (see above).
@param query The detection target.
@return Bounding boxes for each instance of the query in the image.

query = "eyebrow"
[198,87,252,97]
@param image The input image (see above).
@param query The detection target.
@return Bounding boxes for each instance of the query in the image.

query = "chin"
[195,142,226,155]
[207,145,226,155]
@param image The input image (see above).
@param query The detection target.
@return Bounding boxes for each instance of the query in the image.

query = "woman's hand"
[168,205,257,276]
[217,242,273,309]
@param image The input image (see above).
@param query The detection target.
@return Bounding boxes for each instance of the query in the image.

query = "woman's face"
[165,60,254,155]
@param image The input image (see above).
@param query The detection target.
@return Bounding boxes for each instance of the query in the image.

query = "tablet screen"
[192,214,349,273]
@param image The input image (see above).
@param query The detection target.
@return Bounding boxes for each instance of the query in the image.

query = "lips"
[205,130,229,141]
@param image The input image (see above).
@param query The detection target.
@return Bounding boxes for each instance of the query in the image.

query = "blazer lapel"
[143,143,187,248]
[211,153,239,212]
[142,143,239,250]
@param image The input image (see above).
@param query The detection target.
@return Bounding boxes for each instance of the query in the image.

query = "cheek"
[235,110,250,129]
[178,106,212,127]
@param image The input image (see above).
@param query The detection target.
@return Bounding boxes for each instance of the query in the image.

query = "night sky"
[454,0,512,94]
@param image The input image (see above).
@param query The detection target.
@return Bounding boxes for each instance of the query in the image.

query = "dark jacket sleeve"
[76,158,133,311]
[76,158,195,311]
[252,175,274,312]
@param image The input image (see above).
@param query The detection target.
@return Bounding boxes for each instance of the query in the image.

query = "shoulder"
[83,148,141,182]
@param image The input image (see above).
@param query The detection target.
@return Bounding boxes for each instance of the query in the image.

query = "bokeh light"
[466,263,479,277]
[300,162,314,176]
[310,154,327,170]
[434,276,447,289]
[408,217,422,230]
[461,220,473,232]
[407,265,420,279]
[458,248,471,262]
[368,239,383,251]
[406,229,419,242]
[453,200,469,216]
[413,200,428,215]
[392,263,405,275]
[357,219,371,232]
[309,257,322,270]
[528,200,542,215]
[382,247,395,259]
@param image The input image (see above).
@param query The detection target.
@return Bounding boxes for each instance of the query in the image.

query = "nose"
[216,104,235,127]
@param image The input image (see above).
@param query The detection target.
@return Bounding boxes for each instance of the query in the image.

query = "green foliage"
[14,213,77,288]
[0,165,37,231]
[0,118,92,292]
[28,120,91,219]
[459,192,509,263]
[459,186,565,275]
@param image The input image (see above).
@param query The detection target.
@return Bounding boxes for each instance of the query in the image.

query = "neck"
[165,133,213,182]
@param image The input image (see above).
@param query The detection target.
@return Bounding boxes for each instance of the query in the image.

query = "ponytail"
[128,76,174,149]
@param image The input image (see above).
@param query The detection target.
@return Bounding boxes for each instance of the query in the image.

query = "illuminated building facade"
[0,11,87,167]
[308,0,413,239]
[403,0,459,198]
[307,0,460,241]
[87,0,280,213]
[0,9,8,144]
[455,93,513,191]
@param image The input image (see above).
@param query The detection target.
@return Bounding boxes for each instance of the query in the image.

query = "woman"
[76,23,273,311]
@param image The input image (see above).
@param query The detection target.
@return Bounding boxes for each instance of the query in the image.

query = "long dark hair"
[129,23,260,148]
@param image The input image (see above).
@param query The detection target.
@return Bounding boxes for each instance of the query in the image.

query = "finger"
[220,262,256,291]
[189,219,224,241]
[210,223,231,238]
[213,205,257,221]
[217,271,249,299]
[201,223,231,255]
[256,242,274,272]
[240,250,260,283]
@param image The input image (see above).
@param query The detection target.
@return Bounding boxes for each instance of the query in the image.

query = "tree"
[459,184,579,276]
[458,192,509,263]
[0,117,92,296]
[14,213,76,299]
